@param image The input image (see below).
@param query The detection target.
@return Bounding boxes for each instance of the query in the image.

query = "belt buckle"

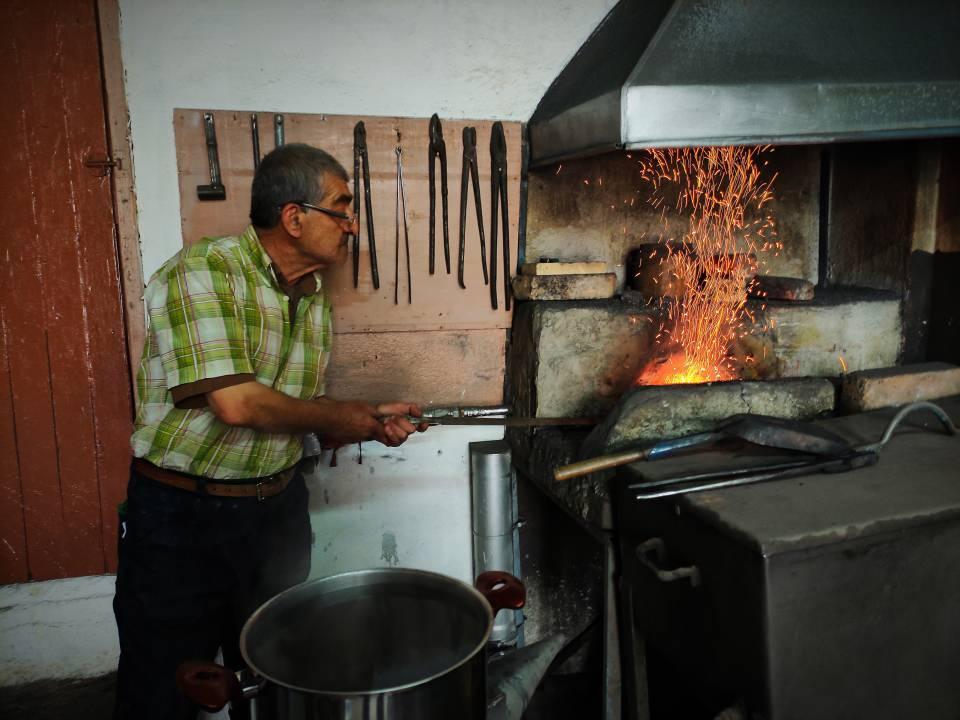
[256,480,265,502]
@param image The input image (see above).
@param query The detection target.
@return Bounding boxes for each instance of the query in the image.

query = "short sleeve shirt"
[130,226,332,479]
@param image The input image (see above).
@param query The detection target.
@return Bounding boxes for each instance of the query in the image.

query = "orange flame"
[636,147,777,386]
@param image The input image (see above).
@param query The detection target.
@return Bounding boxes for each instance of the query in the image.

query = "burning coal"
[635,146,779,385]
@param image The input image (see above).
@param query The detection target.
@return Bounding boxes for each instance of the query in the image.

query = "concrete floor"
[0,675,116,720]
[0,670,600,719]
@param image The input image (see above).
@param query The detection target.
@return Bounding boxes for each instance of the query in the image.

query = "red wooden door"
[0,0,134,581]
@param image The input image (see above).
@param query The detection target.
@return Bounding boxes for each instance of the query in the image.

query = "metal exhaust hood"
[528,0,960,166]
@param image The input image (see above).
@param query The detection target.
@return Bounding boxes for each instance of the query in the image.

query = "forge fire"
[634,146,780,386]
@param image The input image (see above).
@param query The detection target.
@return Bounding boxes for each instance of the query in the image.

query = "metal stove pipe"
[470,440,522,647]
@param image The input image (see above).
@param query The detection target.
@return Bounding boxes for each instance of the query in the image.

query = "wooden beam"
[96,0,145,386]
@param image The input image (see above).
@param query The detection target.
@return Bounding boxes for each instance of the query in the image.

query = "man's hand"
[323,400,390,445]
[376,402,429,447]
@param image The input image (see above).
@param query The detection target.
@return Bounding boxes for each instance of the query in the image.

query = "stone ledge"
[585,378,836,454]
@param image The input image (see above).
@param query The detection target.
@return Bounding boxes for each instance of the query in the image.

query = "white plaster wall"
[307,426,499,584]
[0,0,617,686]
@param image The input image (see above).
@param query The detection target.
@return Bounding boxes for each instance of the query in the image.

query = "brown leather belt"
[133,458,297,500]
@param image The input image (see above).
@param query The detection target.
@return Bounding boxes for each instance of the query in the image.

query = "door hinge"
[84,154,122,176]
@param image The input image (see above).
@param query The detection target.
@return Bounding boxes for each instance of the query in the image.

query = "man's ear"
[279,203,302,237]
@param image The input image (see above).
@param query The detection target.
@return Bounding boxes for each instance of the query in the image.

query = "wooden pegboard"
[174,109,522,335]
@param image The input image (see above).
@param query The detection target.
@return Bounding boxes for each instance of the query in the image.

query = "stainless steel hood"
[528,0,960,166]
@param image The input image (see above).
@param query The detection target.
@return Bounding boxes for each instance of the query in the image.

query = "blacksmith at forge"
[113,143,427,719]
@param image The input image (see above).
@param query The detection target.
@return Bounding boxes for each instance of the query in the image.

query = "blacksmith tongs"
[428,114,450,275]
[353,121,380,289]
[459,127,488,289]
[489,122,510,310]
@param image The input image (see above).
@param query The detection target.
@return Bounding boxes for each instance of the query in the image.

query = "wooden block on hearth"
[521,261,609,276]
[841,362,960,412]
[749,275,816,301]
[511,273,617,301]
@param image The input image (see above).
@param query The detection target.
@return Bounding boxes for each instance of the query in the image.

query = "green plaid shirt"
[131,226,333,479]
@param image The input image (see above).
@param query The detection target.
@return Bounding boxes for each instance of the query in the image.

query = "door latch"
[84,154,121,177]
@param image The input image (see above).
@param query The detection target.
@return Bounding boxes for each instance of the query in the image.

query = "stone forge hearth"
[505,139,960,528]
[508,288,899,422]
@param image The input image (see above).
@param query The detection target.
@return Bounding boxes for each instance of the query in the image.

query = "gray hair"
[250,143,348,228]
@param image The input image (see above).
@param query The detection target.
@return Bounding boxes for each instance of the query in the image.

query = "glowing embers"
[639,349,737,386]
[634,146,779,386]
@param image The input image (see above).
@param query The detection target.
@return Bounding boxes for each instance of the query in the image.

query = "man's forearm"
[207,380,422,446]
[207,381,350,436]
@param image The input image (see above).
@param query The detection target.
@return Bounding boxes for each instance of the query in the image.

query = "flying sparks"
[636,146,778,385]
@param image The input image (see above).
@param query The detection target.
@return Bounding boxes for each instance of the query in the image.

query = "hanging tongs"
[353,121,379,289]
[459,126,488,289]
[428,114,450,275]
[489,122,510,310]
[394,144,412,304]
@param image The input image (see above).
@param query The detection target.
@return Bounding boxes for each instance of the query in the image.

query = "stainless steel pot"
[177,568,525,719]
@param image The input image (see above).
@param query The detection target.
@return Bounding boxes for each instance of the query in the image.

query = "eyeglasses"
[280,202,357,226]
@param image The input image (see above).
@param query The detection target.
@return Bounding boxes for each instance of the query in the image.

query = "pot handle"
[476,570,526,614]
[175,660,242,712]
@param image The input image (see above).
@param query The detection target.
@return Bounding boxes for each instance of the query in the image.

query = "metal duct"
[470,440,522,647]
[529,0,960,165]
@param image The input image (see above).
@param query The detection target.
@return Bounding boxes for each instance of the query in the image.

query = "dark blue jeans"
[113,462,312,720]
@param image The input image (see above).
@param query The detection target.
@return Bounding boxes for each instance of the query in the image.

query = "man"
[114,143,425,719]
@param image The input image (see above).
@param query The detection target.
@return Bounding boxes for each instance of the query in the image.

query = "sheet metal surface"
[530,0,960,164]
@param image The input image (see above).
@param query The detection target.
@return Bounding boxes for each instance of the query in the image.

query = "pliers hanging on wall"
[459,126,489,289]
[395,145,412,304]
[489,121,510,310]
[353,121,380,289]
[428,114,450,275]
